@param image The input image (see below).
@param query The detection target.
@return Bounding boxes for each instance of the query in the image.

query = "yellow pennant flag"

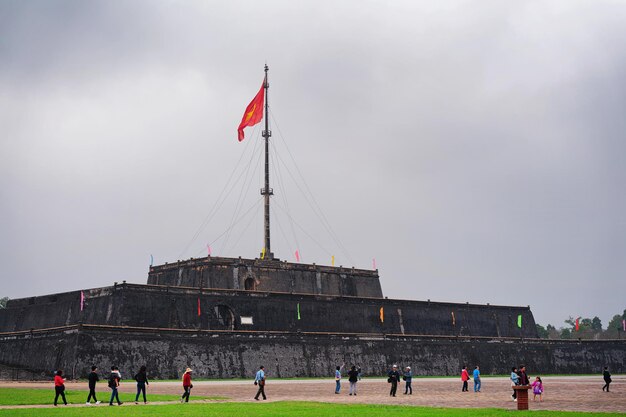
[331,255,335,266]
[379,307,384,323]
[261,248,266,260]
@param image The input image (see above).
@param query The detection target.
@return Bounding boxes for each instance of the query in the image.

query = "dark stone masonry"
[0,256,624,379]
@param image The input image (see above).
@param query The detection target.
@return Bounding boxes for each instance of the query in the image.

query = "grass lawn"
[0,401,623,417]
[0,388,226,406]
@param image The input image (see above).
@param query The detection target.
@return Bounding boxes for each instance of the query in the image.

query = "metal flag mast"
[261,64,274,260]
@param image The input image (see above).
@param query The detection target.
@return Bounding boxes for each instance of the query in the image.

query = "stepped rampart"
[147,256,383,298]
[1,283,536,338]
[0,325,624,379]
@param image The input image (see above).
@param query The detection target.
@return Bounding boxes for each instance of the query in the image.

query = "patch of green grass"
[0,401,622,416]
[0,388,225,406]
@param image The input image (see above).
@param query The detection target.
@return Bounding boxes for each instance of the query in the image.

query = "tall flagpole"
[261,64,274,260]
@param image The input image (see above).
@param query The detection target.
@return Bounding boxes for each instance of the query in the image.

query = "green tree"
[591,316,602,331]
[560,328,572,339]
[535,324,549,338]
[607,314,623,331]
[0,297,8,308]
[546,324,559,339]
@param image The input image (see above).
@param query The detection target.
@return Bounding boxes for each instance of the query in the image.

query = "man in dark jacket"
[388,365,401,397]
[602,367,612,392]
[86,366,100,405]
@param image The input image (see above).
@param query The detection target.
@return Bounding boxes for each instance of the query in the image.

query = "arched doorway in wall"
[213,305,236,330]
[244,277,256,291]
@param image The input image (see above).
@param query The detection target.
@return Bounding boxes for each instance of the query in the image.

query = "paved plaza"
[0,375,624,413]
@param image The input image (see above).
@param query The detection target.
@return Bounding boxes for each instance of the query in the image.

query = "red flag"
[237,80,265,141]
[197,298,201,317]
[575,317,580,331]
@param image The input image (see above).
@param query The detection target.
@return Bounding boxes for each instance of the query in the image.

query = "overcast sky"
[1,0,625,328]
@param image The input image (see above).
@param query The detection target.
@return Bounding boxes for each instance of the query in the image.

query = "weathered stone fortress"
[1,255,624,379]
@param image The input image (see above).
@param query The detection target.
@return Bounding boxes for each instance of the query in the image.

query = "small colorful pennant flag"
[623,319,626,332]
[451,311,456,326]
[150,254,153,266]
[372,258,377,269]
[197,298,201,317]
[517,314,522,328]
[80,291,85,312]
[575,317,580,332]
[207,244,212,256]
[297,303,301,320]
[331,255,335,266]
[379,307,384,323]
[295,250,300,262]
[261,247,266,260]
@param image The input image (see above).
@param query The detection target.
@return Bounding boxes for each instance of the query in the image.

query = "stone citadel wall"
[0,283,537,338]
[0,326,624,379]
[147,256,383,298]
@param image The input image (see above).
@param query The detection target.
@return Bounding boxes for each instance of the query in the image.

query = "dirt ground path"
[1,375,624,413]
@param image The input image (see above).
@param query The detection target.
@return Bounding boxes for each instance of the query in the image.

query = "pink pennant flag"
[207,244,212,256]
[295,250,300,262]
[372,258,377,269]
[80,291,85,311]
[623,319,625,332]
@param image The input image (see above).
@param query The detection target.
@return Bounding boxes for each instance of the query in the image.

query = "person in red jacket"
[180,368,193,403]
[53,369,68,406]
[460,366,470,392]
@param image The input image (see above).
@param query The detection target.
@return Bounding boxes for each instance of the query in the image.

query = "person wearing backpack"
[134,365,149,404]
[403,366,413,395]
[387,365,401,397]
[108,366,123,406]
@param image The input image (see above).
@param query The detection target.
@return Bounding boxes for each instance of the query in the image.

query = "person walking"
[510,367,519,401]
[134,365,149,404]
[347,365,359,396]
[53,369,68,406]
[334,364,344,394]
[86,366,101,405]
[388,365,401,397]
[108,366,123,406]
[254,366,267,400]
[531,376,544,401]
[602,367,612,392]
[180,368,193,403]
[403,366,413,395]
[472,366,481,392]
[461,366,470,392]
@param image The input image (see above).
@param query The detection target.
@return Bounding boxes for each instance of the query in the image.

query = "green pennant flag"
[297,303,301,320]
[517,314,522,328]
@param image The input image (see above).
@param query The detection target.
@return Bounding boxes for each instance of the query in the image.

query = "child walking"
[531,376,544,401]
